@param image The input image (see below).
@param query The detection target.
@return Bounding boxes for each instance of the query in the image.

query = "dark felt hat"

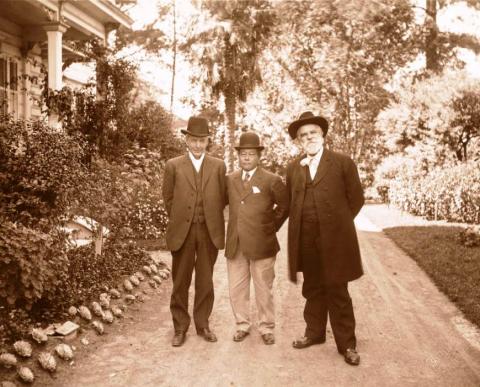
[181,116,210,137]
[288,111,328,139]
[234,131,264,151]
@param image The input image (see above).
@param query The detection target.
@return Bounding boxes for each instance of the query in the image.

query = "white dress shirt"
[300,148,323,180]
[242,167,257,181]
[188,151,205,173]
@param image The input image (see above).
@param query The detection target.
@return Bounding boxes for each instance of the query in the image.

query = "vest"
[301,167,318,223]
[192,165,205,223]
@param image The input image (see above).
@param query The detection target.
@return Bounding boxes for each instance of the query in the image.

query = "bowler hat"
[181,116,210,137]
[234,132,264,151]
[288,111,328,139]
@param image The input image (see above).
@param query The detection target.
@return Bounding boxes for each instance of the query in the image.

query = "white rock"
[13,340,32,358]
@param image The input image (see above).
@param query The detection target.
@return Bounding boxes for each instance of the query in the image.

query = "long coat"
[162,154,227,252]
[286,149,364,284]
[225,167,288,259]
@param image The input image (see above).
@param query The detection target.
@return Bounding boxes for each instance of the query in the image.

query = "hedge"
[388,161,480,224]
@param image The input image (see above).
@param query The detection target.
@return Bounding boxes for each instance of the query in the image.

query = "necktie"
[243,172,250,189]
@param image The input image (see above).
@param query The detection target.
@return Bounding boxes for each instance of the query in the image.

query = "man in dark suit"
[225,132,288,345]
[286,111,364,366]
[162,116,227,347]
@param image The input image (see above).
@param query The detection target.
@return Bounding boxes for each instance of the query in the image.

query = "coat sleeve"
[344,157,364,218]
[162,160,175,217]
[271,175,289,231]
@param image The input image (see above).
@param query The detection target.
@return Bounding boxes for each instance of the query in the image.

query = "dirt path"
[45,208,480,387]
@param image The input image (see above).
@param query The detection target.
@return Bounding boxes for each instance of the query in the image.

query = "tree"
[182,0,275,171]
[269,0,418,184]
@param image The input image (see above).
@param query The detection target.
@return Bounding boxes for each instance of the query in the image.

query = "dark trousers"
[170,222,218,332]
[300,221,356,353]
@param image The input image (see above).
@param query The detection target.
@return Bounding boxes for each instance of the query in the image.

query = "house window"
[0,57,19,118]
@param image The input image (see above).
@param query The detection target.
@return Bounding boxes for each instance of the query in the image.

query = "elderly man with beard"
[285,111,364,366]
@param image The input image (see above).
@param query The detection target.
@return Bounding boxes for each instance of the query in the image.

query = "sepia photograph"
[0,0,479,386]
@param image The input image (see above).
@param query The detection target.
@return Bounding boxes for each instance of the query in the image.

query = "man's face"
[238,148,260,171]
[186,134,209,159]
[296,124,324,156]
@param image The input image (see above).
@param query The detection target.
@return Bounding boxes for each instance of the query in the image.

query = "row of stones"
[0,261,170,385]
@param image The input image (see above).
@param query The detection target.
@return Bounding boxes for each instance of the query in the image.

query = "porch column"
[43,22,68,127]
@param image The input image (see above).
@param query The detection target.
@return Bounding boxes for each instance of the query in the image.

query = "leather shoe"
[172,331,186,347]
[344,348,360,366]
[261,333,275,345]
[233,330,249,342]
[292,336,326,349]
[197,328,217,342]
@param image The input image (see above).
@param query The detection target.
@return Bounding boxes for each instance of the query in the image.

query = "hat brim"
[234,146,264,151]
[181,129,210,137]
[288,116,328,139]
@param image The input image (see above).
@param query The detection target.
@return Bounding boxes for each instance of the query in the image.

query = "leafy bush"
[458,225,480,247]
[39,239,151,314]
[0,117,89,227]
[0,221,68,309]
[388,160,480,224]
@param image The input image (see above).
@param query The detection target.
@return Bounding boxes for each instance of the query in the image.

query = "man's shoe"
[292,336,326,349]
[172,331,186,347]
[197,328,217,342]
[344,348,360,366]
[261,333,275,345]
[233,330,249,342]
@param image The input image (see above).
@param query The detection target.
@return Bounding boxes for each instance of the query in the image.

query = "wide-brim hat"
[288,111,328,139]
[181,116,210,137]
[234,131,264,151]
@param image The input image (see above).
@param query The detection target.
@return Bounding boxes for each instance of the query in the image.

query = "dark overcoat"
[286,149,364,284]
[225,167,288,259]
[162,154,227,252]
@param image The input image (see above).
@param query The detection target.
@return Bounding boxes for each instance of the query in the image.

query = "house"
[0,0,133,122]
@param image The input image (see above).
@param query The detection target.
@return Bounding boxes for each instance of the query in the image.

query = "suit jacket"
[286,149,364,284]
[225,167,288,260]
[162,154,227,252]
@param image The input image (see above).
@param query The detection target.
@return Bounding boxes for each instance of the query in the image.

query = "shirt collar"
[306,147,323,163]
[188,151,205,166]
[242,167,257,180]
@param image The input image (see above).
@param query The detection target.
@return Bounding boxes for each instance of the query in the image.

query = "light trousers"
[227,249,276,334]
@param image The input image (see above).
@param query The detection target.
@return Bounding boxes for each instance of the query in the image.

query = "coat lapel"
[311,149,330,186]
[201,155,213,191]
[294,159,307,193]
[233,170,252,201]
[181,155,196,190]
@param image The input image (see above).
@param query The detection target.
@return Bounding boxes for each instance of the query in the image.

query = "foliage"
[458,225,480,247]
[0,117,89,227]
[269,0,418,176]
[183,0,276,170]
[38,239,151,315]
[377,70,480,166]
[0,221,68,310]
[388,160,480,224]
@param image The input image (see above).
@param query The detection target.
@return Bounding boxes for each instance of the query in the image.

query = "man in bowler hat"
[162,116,227,347]
[286,112,364,365]
[225,132,288,345]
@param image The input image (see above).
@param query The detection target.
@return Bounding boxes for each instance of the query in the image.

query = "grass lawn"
[383,225,480,328]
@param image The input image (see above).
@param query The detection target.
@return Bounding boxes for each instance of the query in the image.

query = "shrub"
[33,238,151,318]
[388,160,480,224]
[458,225,480,247]
[0,220,68,309]
[0,117,89,227]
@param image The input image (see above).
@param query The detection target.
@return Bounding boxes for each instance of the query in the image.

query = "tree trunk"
[425,0,440,72]
[224,85,236,172]
[224,42,236,172]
